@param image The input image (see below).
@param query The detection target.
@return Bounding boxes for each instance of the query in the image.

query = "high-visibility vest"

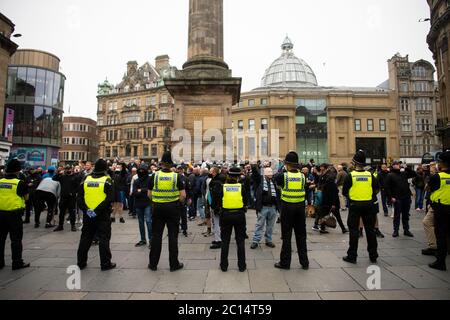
[430,172,450,205]
[373,172,378,179]
[281,171,305,203]
[349,171,373,201]
[152,171,180,203]
[0,178,25,211]
[222,183,244,210]
[84,175,108,210]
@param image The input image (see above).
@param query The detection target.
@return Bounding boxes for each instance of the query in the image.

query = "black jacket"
[377,170,389,190]
[53,173,80,198]
[385,168,416,200]
[25,172,42,193]
[132,174,150,209]
[77,172,113,214]
[254,176,280,212]
[320,171,340,209]
[210,173,227,211]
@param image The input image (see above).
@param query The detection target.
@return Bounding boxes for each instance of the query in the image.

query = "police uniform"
[428,151,450,271]
[217,167,248,272]
[0,159,30,270]
[149,152,185,272]
[342,150,379,263]
[76,159,115,271]
[274,152,309,270]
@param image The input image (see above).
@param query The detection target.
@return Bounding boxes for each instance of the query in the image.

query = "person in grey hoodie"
[34,176,61,228]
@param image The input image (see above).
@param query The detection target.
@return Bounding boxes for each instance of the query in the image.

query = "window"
[145,110,156,121]
[112,147,118,158]
[123,128,140,140]
[412,66,427,78]
[161,94,168,104]
[105,147,111,158]
[400,99,410,112]
[238,100,243,107]
[400,139,413,156]
[355,119,361,131]
[123,112,141,123]
[133,146,138,157]
[238,120,244,130]
[401,116,412,132]
[151,144,158,157]
[379,119,386,131]
[416,118,432,131]
[248,99,255,107]
[399,83,409,92]
[415,98,432,111]
[107,130,118,141]
[143,145,149,157]
[125,145,131,157]
[367,119,374,131]
[261,98,268,106]
[248,119,255,131]
[414,82,429,92]
[261,118,268,130]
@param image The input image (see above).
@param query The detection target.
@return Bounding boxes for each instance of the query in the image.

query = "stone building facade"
[427,0,450,151]
[0,12,18,165]
[59,116,98,164]
[380,54,439,164]
[232,37,400,166]
[97,56,176,161]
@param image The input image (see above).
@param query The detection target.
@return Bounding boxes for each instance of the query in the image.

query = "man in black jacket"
[377,164,390,217]
[53,165,80,232]
[77,159,116,271]
[250,167,279,249]
[24,168,42,224]
[385,161,417,238]
[209,166,227,249]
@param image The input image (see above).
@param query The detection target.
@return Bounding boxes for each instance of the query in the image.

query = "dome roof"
[261,36,318,88]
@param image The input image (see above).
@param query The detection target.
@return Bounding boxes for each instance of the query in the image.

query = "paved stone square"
[0,205,449,300]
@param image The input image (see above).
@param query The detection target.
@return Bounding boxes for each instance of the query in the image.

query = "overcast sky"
[2,0,433,120]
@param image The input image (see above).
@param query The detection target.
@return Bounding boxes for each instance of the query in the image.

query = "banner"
[10,147,47,167]
[4,108,14,142]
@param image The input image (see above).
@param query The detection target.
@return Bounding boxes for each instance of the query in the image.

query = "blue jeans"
[136,206,152,242]
[415,188,424,209]
[197,197,205,220]
[253,206,277,243]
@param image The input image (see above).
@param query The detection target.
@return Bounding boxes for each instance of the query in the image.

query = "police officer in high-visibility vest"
[274,152,309,270]
[77,159,116,271]
[342,150,379,264]
[428,150,450,271]
[148,151,186,272]
[0,159,30,271]
[215,166,248,272]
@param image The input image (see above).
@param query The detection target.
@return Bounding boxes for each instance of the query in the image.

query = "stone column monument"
[164,0,242,162]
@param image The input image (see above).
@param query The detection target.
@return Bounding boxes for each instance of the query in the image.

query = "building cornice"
[427,7,450,51]
[0,33,18,56]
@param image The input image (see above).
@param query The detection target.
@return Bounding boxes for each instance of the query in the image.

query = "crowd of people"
[0,148,449,273]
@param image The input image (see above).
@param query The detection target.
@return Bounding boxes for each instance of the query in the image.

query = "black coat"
[132,175,150,208]
[385,168,416,200]
[254,176,280,212]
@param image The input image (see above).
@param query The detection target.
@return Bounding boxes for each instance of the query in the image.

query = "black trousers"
[220,210,246,270]
[25,191,35,221]
[149,202,181,269]
[347,203,378,260]
[189,195,198,218]
[433,204,450,264]
[0,210,25,267]
[180,203,188,232]
[34,190,56,225]
[77,211,112,267]
[58,196,76,227]
[279,201,309,267]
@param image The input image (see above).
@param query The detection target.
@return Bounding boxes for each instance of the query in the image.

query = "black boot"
[429,260,446,271]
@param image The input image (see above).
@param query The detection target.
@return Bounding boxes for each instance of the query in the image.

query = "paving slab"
[318,291,366,300]
[283,268,363,292]
[0,288,44,300]
[83,292,132,300]
[273,292,321,300]
[205,270,251,293]
[386,266,449,289]
[153,270,208,293]
[405,288,450,300]
[248,269,290,293]
[37,291,87,300]
[361,290,415,300]
[129,293,177,300]
[84,269,160,293]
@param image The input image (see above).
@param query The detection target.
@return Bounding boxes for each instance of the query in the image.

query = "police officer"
[148,151,185,272]
[342,150,379,264]
[215,166,248,272]
[0,159,30,270]
[76,159,116,271]
[428,150,450,271]
[274,152,309,270]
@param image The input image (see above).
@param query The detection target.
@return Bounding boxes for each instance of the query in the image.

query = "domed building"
[232,37,401,166]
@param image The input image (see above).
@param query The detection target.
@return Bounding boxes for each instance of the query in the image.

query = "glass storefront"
[295,98,328,164]
[5,66,65,149]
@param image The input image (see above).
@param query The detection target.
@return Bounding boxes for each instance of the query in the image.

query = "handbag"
[319,211,337,228]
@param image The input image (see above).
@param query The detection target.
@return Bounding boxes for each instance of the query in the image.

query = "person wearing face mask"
[53,165,80,232]
[385,161,417,238]
[111,164,127,223]
[133,164,152,247]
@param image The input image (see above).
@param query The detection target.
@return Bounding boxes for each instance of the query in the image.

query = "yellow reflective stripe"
[281,172,305,203]
[222,184,244,209]
[84,176,108,210]
[153,171,180,203]
[349,171,372,201]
